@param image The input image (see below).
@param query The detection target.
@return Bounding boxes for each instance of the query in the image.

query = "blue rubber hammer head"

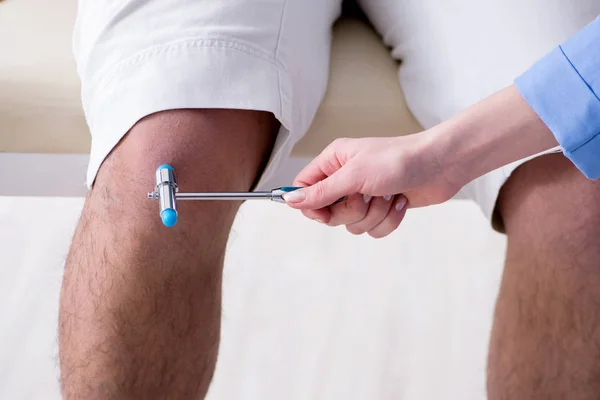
[147,164,179,227]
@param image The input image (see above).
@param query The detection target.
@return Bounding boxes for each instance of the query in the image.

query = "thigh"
[361,0,600,126]
[359,0,600,222]
[75,0,342,190]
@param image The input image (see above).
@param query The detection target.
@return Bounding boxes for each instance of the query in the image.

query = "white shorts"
[75,0,600,225]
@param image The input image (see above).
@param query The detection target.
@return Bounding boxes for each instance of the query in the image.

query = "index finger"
[293,147,342,187]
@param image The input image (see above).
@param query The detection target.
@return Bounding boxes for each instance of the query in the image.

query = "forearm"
[431,85,558,187]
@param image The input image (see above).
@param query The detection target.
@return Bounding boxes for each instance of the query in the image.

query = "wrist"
[429,117,483,190]
[396,128,465,199]
[421,126,470,193]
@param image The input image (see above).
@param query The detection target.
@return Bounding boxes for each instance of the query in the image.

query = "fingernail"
[283,190,305,203]
[395,197,407,211]
[363,195,372,203]
[313,218,324,224]
[384,195,392,201]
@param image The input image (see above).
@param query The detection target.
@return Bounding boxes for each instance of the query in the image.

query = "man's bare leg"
[59,109,277,399]
[488,153,600,399]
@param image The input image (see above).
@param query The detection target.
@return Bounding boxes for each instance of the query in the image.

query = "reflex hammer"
[147,164,333,227]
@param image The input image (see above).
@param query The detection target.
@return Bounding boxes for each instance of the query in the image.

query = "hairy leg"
[59,109,277,399]
[488,153,600,399]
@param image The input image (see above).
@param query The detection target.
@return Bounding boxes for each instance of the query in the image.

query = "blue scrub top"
[516,15,600,180]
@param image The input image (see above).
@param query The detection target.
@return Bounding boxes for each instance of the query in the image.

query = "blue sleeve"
[515,15,600,180]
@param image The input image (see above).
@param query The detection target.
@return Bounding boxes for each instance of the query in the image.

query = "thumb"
[284,166,358,209]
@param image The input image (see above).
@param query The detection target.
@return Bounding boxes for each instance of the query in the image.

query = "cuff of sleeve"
[515,46,600,180]
[563,133,600,179]
[84,39,292,187]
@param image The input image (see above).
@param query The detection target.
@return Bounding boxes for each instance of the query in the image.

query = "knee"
[498,153,600,255]
[95,109,276,193]
[86,109,276,233]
